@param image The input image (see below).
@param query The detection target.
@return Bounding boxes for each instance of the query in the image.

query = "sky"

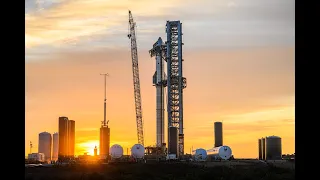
[25,0,295,158]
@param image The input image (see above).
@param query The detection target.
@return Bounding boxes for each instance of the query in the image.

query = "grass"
[25,162,295,180]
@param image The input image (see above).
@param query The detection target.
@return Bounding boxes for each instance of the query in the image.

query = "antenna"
[100,73,109,126]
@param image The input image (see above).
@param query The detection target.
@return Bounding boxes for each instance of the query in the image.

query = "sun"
[76,140,99,156]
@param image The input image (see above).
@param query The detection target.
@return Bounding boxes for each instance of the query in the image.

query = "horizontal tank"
[192,148,207,161]
[110,144,123,159]
[131,144,145,159]
[207,145,232,160]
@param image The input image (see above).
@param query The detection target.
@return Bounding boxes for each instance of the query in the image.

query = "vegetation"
[25,162,294,180]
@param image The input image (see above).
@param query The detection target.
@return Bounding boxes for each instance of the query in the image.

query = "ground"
[25,161,295,180]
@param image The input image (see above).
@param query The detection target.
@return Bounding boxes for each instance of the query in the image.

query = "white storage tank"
[207,145,232,160]
[110,144,123,159]
[38,132,52,162]
[192,148,207,161]
[131,144,145,159]
[52,132,59,161]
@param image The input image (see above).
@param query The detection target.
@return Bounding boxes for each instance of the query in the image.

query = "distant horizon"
[25,0,295,158]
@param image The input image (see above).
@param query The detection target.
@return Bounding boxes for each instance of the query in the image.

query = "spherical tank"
[38,132,52,162]
[192,148,207,161]
[131,144,145,159]
[110,144,123,158]
[207,145,232,160]
[266,136,282,160]
[52,132,59,161]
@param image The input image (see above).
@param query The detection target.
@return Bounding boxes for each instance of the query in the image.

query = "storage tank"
[110,144,123,159]
[262,138,266,160]
[266,136,282,160]
[38,132,52,162]
[131,144,145,159]
[52,132,59,161]
[207,145,232,160]
[258,139,262,160]
[214,122,223,147]
[192,148,207,161]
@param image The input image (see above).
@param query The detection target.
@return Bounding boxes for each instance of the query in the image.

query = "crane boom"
[128,10,144,146]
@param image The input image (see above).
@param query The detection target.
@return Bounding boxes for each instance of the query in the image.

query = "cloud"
[25,0,294,60]
[25,0,181,48]
[227,1,237,7]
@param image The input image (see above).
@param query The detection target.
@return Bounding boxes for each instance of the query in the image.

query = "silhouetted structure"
[68,120,75,157]
[266,136,282,160]
[52,132,59,161]
[262,138,266,160]
[258,139,262,160]
[214,122,223,147]
[58,116,75,159]
[168,126,179,156]
[38,132,52,162]
[94,146,97,156]
[258,136,282,160]
[100,124,110,159]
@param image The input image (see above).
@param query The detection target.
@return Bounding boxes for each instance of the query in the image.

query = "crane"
[128,10,144,146]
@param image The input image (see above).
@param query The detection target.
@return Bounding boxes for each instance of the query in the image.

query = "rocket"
[150,37,167,147]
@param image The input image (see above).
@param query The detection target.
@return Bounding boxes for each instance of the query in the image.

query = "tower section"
[166,21,187,156]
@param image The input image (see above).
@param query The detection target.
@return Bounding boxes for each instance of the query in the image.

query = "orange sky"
[25,0,294,158]
[25,47,294,158]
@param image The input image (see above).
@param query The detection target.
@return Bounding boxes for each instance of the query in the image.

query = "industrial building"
[58,116,75,159]
[52,132,59,161]
[28,153,45,162]
[38,132,52,162]
[258,136,282,160]
[214,122,223,147]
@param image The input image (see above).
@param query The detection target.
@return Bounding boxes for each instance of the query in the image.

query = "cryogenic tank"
[52,132,59,161]
[131,144,145,159]
[38,132,52,162]
[110,144,123,159]
[265,136,282,160]
[192,148,207,161]
[207,145,232,160]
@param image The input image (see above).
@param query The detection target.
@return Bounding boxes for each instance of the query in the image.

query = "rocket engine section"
[207,145,232,160]
[192,148,207,161]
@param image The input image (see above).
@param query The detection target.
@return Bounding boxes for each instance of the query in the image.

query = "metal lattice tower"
[128,10,144,146]
[166,21,187,156]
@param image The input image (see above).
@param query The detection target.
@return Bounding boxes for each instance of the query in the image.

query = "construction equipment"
[128,10,144,146]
